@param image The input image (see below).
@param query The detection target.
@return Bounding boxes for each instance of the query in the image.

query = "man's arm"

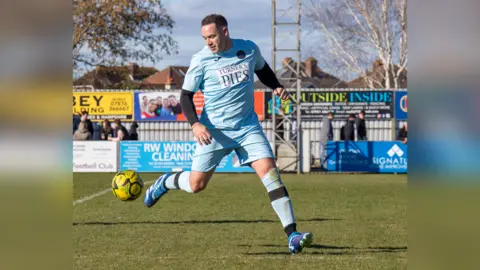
[109,130,124,142]
[180,90,200,126]
[254,62,283,90]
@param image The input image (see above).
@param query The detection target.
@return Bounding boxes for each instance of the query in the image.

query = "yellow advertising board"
[73,92,133,121]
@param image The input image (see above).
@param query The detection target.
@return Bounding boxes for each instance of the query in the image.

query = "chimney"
[129,62,138,80]
[305,57,317,77]
[165,76,174,90]
[282,57,293,68]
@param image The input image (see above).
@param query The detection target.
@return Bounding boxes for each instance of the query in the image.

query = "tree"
[303,0,407,89]
[73,0,178,70]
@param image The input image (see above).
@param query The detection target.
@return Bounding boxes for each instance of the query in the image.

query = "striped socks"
[261,168,297,237]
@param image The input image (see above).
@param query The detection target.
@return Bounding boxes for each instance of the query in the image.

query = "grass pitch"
[73,173,407,269]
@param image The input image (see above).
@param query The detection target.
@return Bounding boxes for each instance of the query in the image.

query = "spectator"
[80,111,94,135]
[168,95,183,114]
[109,119,130,141]
[142,99,157,119]
[72,114,81,134]
[73,121,92,141]
[92,122,102,140]
[397,122,408,144]
[319,112,334,169]
[129,121,139,141]
[356,110,367,140]
[100,119,114,140]
[343,114,356,141]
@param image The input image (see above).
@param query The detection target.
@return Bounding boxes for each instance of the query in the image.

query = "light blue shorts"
[191,124,274,172]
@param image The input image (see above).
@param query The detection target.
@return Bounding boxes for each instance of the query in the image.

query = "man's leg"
[320,140,327,169]
[144,146,230,207]
[250,158,296,235]
[234,125,312,254]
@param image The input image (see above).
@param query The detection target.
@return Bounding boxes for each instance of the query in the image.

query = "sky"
[73,0,334,79]
[145,0,317,72]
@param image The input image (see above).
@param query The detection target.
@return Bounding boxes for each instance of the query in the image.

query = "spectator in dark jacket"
[109,119,130,141]
[129,121,139,141]
[80,111,94,135]
[397,122,408,144]
[100,119,114,140]
[356,110,367,140]
[343,114,356,141]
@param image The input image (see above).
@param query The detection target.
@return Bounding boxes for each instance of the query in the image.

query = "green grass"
[73,173,407,270]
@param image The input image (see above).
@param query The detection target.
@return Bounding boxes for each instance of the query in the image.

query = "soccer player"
[144,14,313,254]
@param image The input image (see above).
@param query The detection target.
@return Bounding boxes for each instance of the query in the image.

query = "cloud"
[148,0,272,70]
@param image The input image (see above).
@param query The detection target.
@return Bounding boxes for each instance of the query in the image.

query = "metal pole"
[271,0,277,157]
[296,0,302,175]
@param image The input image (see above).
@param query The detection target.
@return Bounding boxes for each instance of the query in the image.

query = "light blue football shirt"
[182,38,266,130]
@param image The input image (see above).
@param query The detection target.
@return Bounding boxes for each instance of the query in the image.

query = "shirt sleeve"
[182,55,204,92]
[252,42,266,71]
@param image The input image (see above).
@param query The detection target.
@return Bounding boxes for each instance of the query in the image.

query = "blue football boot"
[288,232,313,254]
[144,174,170,208]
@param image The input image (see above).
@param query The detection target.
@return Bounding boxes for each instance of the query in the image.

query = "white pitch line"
[73,180,156,206]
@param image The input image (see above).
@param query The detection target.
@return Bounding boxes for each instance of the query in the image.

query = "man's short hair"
[327,112,334,117]
[114,119,122,126]
[201,14,228,28]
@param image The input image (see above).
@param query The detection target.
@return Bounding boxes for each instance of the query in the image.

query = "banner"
[73,92,133,121]
[119,141,254,173]
[325,141,407,173]
[395,91,408,120]
[265,90,394,120]
[73,141,118,172]
[134,91,265,121]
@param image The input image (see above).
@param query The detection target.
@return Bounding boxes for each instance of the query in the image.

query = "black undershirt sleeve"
[254,62,283,90]
[180,90,200,126]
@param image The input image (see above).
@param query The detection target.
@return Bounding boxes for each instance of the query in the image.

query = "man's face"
[169,97,178,106]
[202,23,227,53]
[359,113,364,119]
[328,114,334,119]
[148,102,156,113]
[81,113,87,121]
[163,98,170,107]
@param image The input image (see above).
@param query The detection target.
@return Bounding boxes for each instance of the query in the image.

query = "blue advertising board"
[119,141,254,173]
[326,141,407,173]
[395,91,408,120]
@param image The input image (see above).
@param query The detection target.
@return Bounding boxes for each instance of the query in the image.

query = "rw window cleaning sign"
[73,92,134,121]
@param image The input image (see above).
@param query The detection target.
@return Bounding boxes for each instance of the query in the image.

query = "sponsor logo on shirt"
[216,63,250,88]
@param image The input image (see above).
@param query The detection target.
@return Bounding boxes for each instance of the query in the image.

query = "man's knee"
[189,170,214,193]
[190,179,208,193]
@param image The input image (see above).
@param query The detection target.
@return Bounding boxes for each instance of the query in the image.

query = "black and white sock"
[163,171,193,193]
[261,168,297,237]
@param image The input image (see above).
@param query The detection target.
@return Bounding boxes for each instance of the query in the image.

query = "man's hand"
[192,123,212,146]
[273,87,290,101]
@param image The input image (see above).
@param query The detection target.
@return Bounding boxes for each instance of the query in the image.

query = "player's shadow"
[72,218,339,226]
[242,244,407,256]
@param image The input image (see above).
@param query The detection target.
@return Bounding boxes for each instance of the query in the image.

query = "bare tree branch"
[304,0,407,89]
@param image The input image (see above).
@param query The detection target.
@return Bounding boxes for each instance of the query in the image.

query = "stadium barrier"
[73,141,118,172]
[73,138,407,174]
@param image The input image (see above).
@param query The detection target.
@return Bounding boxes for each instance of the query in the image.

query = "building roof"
[347,60,408,88]
[73,63,158,89]
[254,57,348,89]
[141,66,189,88]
